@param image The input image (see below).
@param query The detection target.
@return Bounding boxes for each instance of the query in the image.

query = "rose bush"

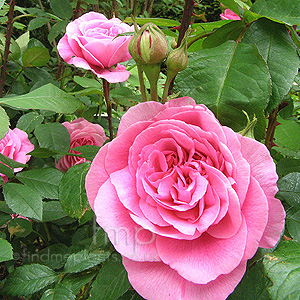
[86,98,285,300]
[220,9,241,20]
[56,118,107,173]
[0,128,34,182]
[57,12,134,83]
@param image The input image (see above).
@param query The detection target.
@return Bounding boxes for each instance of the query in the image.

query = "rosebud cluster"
[129,22,189,102]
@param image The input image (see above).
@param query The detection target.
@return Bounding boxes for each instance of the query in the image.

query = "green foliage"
[0,0,300,299]
[89,255,131,300]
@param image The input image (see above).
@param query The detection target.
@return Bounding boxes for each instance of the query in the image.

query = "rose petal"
[156,217,247,284]
[240,136,285,248]
[95,65,131,83]
[123,257,247,300]
[94,178,160,262]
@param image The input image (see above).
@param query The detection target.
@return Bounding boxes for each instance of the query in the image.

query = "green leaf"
[0,201,14,214]
[175,41,271,139]
[250,0,300,25]
[41,285,76,300]
[16,168,63,199]
[227,259,272,299]
[0,0,4,9]
[48,20,68,43]
[43,201,68,222]
[0,83,82,114]
[202,21,245,49]
[17,111,44,134]
[50,0,73,19]
[28,243,70,270]
[277,158,300,177]
[15,31,30,53]
[0,106,9,139]
[59,162,91,219]
[90,254,131,300]
[71,145,101,161]
[277,172,300,208]
[263,240,300,299]
[0,212,11,227]
[8,217,33,237]
[28,17,50,31]
[22,46,50,67]
[61,270,97,295]
[34,123,70,153]
[0,238,13,262]
[74,76,102,89]
[274,117,300,151]
[286,206,300,240]
[29,147,60,158]
[64,250,110,273]
[2,264,59,297]
[124,17,180,27]
[3,183,43,221]
[242,18,300,111]
[0,153,27,169]
[110,87,142,106]
[0,33,21,61]
[0,162,14,178]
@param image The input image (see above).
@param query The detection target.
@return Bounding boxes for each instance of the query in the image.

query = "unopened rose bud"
[129,23,169,65]
[166,37,188,79]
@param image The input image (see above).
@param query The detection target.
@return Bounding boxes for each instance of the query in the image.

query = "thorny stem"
[102,79,114,141]
[0,0,15,98]
[73,0,82,20]
[265,102,289,151]
[168,0,194,96]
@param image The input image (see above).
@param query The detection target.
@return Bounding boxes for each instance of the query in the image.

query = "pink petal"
[242,176,268,259]
[94,178,160,262]
[118,102,163,136]
[123,257,247,300]
[240,136,285,248]
[156,217,247,284]
[57,35,75,63]
[95,65,131,83]
[222,127,250,205]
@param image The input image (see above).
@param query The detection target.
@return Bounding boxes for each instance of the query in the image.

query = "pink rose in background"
[56,118,107,173]
[57,12,134,83]
[86,98,285,300]
[0,128,34,182]
[220,9,241,20]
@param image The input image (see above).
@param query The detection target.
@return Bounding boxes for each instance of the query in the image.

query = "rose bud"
[166,36,188,79]
[129,23,169,65]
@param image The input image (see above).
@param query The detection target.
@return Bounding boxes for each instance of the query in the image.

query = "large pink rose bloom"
[220,9,241,20]
[86,98,285,300]
[0,128,34,182]
[57,12,134,83]
[56,118,107,173]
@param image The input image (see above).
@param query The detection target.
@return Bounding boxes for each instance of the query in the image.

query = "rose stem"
[137,64,147,101]
[102,78,114,141]
[167,0,194,96]
[0,0,15,98]
[162,75,173,103]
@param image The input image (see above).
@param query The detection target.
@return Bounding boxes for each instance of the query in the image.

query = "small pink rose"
[56,118,107,173]
[57,12,134,83]
[86,98,285,300]
[0,128,34,182]
[220,9,241,20]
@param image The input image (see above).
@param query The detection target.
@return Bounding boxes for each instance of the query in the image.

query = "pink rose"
[0,128,34,182]
[57,12,134,83]
[86,98,285,300]
[220,9,241,20]
[56,118,107,173]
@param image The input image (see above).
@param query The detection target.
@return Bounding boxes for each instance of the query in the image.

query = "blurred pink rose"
[57,12,134,83]
[220,9,241,20]
[0,128,34,182]
[56,118,107,173]
[86,98,285,300]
